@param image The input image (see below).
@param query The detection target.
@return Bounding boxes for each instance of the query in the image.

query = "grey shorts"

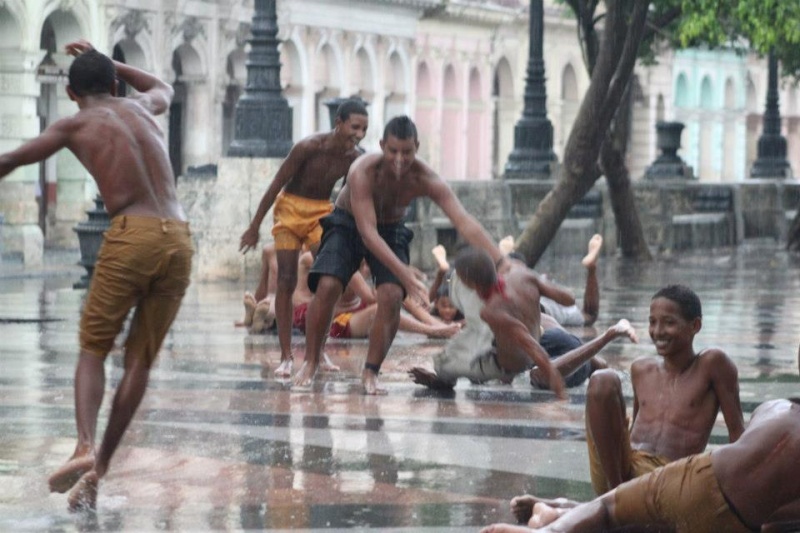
[540,297,585,327]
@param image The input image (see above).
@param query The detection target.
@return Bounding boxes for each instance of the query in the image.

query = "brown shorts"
[80,215,194,365]
[614,452,756,533]
[587,416,669,495]
[271,191,334,251]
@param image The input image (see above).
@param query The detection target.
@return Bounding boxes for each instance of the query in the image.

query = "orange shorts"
[587,416,670,495]
[614,452,756,533]
[80,215,194,366]
[271,191,333,251]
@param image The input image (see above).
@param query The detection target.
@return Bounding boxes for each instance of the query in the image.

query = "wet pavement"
[1,242,799,532]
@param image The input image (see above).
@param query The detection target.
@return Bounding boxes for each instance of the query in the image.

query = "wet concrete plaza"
[1,243,799,532]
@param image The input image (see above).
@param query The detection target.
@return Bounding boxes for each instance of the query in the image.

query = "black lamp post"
[750,51,792,179]
[228,0,292,158]
[504,0,557,179]
[73,195,110,289]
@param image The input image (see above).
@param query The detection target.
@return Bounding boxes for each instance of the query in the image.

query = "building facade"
[0,0,795,265]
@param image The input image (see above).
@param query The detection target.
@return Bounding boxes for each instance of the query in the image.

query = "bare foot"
[67,470,99,512]
[530,502,567,528]
[480,524,532,533]
[581,233,603,268]
[236,292,257,328]
[275,357,293,378]
[609,318,638,343]
[321,353,340,372]
[362,369,388,395]
[426,322,461,339]
[510,494,577,524]
[292,361,317,387]
[499,235,516,255]
[49,454,95,493]
[431,244,449,271]
[250,298,274,334]
[408,367,455,390]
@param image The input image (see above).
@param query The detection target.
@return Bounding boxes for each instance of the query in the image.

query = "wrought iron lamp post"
[228,0,292,158]
[73,195,110,289]
[504,0,557,179]
[750,51,792,179]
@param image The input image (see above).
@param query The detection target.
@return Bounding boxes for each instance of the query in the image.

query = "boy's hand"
[403,268,430,308]
[239,226,260,253]
[65,39,95,57]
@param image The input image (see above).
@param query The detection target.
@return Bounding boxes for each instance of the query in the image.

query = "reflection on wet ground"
[1,243,799,531]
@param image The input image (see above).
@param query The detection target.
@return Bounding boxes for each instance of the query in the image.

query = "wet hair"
[382,115,418,142]
[336,98,368,122]
[68,50,115,97]
[436,282,451,299]
[652,284,702,321]
[453,247,496,290]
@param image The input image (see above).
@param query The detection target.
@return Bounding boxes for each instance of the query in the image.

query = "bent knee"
[586,369,622,399]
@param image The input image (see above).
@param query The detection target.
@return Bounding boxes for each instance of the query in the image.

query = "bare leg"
[510,494,579,524]
[68,354,152,511]
[362,283,403,395]
[254,244,278,303]
[275,249,301,369]
[49,352,105,493]
[293,276,343,386]
[580,234,602,326]
[398,313,460,338]
[585,369,629,492]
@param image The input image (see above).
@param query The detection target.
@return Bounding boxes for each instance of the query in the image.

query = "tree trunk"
[515,0,651,266]
[600,86,652,260]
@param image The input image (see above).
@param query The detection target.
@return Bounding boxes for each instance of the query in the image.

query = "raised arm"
[65,40,174,115]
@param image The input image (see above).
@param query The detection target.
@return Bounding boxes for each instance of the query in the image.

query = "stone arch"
[415,61,436,164]
[699,76,714,109]
[352,46,376,101]
[0,6,22,48]
[384,51,406,123]
[221,46,246,155]
[314,42,343,132]
[723,77,737,180]
[113,38,147,70]
[492,57,515,178]
[561,64,578,101]
[280,37,305,139]
[724,77,736,109]
[466,67,484,179]
[675,73,690,108]
[560,63,580,156]
[441,64,461,179]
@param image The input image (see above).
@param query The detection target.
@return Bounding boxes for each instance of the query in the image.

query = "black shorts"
[308,208,414,294]
[539,328,592,388]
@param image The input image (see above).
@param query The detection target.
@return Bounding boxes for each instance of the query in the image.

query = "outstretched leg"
[49,351,105,494]
[68,354,152,511]
[254,244,278,303]
[293,275,343,386]
[580,234,602,326]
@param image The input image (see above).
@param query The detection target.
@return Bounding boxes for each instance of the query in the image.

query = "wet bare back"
[66,97,184,220]
[284,133,363,200]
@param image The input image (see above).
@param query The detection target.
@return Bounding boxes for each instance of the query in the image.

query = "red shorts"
[329,300,370,338]
[292,302,309,332]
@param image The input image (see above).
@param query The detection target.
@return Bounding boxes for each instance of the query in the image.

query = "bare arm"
[530,320,638,387]
[350,157,429,305]
[427,177,503,266]
[65,39,174,115]
[240,142,311,253]
[706,349,745,442]
[403,297,445,326]
[534,275,576,307]
[346,269,377,305]
[428,267,448,303]
[0,119,71,179]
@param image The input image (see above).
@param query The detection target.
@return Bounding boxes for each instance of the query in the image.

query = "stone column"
[0,49,46,265]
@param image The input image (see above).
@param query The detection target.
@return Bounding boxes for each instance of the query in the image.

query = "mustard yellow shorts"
[614,452,756,533]
[271,191,334,251]
[80,215,194,366]
[587,416,670,495]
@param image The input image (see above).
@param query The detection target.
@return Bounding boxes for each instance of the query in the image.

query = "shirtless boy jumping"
[0,40,193,510]
[510,284,745,524]
[240,99,368,377]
